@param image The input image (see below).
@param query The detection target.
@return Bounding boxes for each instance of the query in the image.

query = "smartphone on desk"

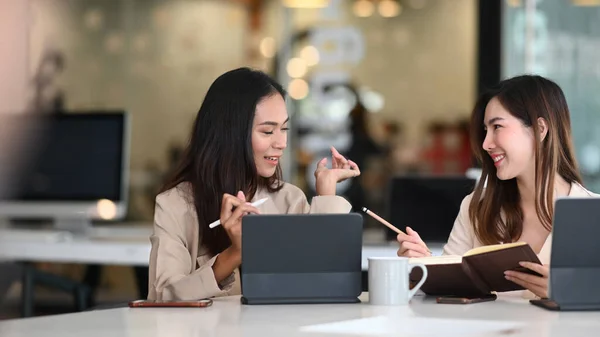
[436,294,497,305]
[128,299,213,308]
[529,299,560,311]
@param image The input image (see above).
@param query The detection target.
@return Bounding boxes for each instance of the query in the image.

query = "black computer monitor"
[385,175,476,242]
[0,111,130,230]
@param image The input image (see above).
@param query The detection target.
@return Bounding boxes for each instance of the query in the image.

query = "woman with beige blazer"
[397,75,598,299]
[148,68,360,301]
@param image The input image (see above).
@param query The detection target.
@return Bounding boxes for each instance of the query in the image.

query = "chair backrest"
[386,175,476,242]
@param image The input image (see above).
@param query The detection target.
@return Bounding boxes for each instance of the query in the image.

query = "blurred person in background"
[30,48,66,115]
[341,88,386,212]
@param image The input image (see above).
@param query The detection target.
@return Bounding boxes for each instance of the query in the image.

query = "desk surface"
[1,293,598,337]
[0,227,441,268]
[0,226,153,266]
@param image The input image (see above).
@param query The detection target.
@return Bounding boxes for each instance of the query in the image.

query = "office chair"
[21,263,91,317]
[385,175,476,242]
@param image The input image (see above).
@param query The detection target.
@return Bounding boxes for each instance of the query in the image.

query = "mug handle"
[407,263,428,300]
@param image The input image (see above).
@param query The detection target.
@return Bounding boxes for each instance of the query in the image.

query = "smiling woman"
[147,67,361,301]
[396,75,599,300]
[251,94,289,178]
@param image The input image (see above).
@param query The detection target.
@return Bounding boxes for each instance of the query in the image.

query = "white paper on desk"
[300,316,524,336]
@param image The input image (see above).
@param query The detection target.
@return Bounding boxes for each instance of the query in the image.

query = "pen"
[362,207,432,255]
[361,207,406,236]
[209,197,268,229]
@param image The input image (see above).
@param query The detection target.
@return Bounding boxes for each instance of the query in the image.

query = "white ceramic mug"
[368,257,428,305]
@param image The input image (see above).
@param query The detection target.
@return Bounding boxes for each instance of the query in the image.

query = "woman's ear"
[537,117,548,142]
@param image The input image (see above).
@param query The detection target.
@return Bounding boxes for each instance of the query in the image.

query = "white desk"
[0,226,153,266]
[0,227,441,269]
[1,293,598,336]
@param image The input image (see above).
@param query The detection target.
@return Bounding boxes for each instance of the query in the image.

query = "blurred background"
[1,0,599,319]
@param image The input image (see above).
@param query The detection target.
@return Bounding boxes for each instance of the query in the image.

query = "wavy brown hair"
[469,75,582,245]
[161,68,286,256]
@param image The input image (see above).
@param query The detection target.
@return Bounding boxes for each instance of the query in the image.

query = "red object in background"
[421,124,472,174]
[457,127,473,170]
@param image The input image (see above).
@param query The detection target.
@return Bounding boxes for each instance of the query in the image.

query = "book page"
[463,242,527,257]
[409,255,462,265]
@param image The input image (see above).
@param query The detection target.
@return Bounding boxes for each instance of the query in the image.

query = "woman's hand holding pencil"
[219,191,261,252]
[396,227,431,258]
[362,207,432,258]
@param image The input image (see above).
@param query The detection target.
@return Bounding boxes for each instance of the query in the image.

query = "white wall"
[27,0,477,166]
[0,0,32,199]
[29,0,249,171]
[266,0,477,144]
[0,0,30,114]
[350,0,477,142]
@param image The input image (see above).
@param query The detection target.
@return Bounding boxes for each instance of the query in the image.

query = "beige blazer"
[147,182,352,301]
[441,182,598,298]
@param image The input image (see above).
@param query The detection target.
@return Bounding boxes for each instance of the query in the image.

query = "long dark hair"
[161,68,286,256]
[469,75,582,245]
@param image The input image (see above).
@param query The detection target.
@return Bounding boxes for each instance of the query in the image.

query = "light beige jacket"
[441,182,598,298]
[147,182,352,301]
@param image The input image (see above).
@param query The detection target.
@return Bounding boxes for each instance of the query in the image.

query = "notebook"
[409,242,541,297]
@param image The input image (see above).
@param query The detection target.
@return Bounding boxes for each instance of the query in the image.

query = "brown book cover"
[409,242,542,297]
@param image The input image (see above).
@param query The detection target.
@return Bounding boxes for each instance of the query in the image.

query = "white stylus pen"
[208,197,268,229]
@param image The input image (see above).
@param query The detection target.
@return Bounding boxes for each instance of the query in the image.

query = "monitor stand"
[53,217,93,236]
[1,218,91,242]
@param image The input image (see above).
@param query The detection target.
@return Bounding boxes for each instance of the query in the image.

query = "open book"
[409,242,542,297]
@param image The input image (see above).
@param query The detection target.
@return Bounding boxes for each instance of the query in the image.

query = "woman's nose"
[482,131,494,151]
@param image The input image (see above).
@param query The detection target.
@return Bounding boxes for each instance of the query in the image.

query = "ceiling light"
[287,58,308,78]
[288,79,309,100]
[283,0,329,8]
[353,0,375,18]
[379,0,401,18]
[300,45,320,66]
[571,0,600,6]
